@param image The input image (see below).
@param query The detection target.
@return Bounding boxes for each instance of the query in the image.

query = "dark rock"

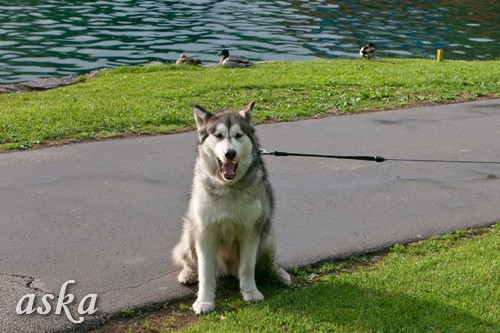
[0,69,107,94]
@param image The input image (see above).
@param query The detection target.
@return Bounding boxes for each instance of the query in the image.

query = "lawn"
[93,224,499,333]
[1,59,499,150]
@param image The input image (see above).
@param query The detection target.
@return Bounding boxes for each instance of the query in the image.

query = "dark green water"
[0,0,498,84]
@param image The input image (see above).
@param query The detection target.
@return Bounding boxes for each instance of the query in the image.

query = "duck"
[217,49,253,68]
[175,54,202,66]
[359,43,376,60]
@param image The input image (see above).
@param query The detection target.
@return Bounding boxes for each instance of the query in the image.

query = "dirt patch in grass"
[89,297,199,333]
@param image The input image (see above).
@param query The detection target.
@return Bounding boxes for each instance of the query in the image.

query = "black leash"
[258,149,500,165]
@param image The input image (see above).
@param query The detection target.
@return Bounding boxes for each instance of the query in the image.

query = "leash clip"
[258,149,273,155]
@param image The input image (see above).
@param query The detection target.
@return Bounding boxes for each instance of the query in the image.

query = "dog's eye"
[214,133,223,139]
[235,133,243,139]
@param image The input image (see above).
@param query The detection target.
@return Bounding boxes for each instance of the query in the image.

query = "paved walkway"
[1,99,499,332]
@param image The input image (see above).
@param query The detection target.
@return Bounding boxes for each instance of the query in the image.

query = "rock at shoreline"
[0,69,105,94]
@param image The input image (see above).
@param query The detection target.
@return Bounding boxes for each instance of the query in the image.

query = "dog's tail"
[256,248,291,286]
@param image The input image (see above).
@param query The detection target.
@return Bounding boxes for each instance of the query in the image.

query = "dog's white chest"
[194,192,262,229]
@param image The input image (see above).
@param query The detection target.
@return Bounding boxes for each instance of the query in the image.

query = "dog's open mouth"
[217,159,238,180]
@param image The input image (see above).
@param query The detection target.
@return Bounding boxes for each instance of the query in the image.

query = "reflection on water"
[0,0,498,83]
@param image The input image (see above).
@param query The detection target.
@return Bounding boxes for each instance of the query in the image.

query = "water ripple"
[0,0,498,83]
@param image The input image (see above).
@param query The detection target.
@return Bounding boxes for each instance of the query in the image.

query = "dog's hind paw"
[242,289,264,302]
[178,268,198,285]
[192,299,215,314]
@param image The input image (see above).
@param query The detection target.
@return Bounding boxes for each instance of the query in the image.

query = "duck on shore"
[217,50,253,68]
[359,43,376,60]
[176,54,202,66]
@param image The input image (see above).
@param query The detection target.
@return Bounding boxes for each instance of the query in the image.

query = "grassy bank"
[94,224,499,333]
[1,59,499,150]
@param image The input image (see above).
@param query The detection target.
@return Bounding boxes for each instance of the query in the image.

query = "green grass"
[1,59,499,150]
[178,225,499,333]
[95,225,499,333]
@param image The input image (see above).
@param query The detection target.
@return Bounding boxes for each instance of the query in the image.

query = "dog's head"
[193,101,257,182]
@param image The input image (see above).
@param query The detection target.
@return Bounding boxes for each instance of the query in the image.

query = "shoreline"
[0,61,281,94]
[1,57,497,94]
[0,69,106,94]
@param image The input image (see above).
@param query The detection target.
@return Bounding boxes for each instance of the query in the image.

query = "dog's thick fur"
[172,101,290,314]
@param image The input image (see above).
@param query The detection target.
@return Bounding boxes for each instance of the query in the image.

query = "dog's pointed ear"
[193,105,212,130]
[239,101,255,122]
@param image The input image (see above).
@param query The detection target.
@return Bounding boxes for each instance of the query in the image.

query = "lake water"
[0,0,498,84]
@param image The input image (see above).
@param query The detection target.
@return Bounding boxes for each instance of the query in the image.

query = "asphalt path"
[1,99,499,332]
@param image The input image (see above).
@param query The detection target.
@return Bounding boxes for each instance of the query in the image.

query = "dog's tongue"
[222,162,236,179]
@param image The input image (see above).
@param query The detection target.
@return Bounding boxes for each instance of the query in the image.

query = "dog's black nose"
[225,149,237,160]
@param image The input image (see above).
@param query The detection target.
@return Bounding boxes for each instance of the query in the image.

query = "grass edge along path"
[1,59,499,151]
[91,223,499,333]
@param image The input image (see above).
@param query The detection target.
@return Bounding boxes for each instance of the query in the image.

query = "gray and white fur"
[172,101,290,314]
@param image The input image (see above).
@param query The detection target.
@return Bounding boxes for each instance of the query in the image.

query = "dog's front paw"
[192,299,215,314]
[242,289,264,303]
[178,268,197,285]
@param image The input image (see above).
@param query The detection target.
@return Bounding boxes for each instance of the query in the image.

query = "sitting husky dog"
[173,101,291,314]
